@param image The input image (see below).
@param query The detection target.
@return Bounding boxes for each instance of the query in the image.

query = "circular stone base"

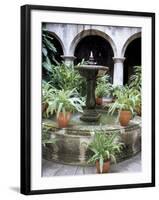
[42,110,141,166]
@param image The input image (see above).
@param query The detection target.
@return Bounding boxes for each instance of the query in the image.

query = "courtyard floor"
[42,153,141,177]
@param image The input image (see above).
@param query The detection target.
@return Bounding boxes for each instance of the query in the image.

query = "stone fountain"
[42,52,141,166]
[75,52,109,122]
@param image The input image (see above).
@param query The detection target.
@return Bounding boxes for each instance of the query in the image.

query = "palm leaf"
[99,155,104,173]
[57,102,63,118]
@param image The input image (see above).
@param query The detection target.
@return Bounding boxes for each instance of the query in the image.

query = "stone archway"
[121,32,141,58]
[74,35,114,81]
[69,29,117,57]
[71,29,116,82]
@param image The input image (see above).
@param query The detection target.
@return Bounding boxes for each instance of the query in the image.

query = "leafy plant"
[42,27,59,81]
[108,86,140,115]
[130,87,141,115]
[95,75,113,98]
[50,62,86,94]
[42,81,57,117]
[129,65,141,91]
[112,85,124,99]
[95,84,107,98]
[42,125,57,145]
[129,66,142,115]
[87,131,123,173]
[42,81,56,105]
[46,88,85,118]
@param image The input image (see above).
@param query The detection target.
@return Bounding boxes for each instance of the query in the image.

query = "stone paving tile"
[42,153,141,177]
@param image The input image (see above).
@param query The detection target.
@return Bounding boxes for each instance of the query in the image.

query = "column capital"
[61,55,76,61]
[61,55,76,66]
[113,57,125,63]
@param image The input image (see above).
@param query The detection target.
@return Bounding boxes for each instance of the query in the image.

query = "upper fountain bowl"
[75,51,109,77]
[75,64,108,71]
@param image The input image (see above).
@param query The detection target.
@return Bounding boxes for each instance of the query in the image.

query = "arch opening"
[74,35,114,82]
[42,32,64,80]
[124,37,141,84]
[47,32,64,64]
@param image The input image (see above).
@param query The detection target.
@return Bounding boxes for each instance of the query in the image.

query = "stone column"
[113,57,125,85]
[61,55,76,66]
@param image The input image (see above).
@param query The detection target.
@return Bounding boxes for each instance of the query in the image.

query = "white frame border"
[30,9,152,190]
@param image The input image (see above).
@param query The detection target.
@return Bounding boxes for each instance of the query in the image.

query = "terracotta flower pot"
[119,110,132,126]
[57,112,71,128]
[96,97,103,105]
[96,160,110,173]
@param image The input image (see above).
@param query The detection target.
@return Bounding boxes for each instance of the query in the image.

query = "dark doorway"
[49,34,63,64]
[74,35,114,82]
[124,37,141,84]
[42,33,63,80]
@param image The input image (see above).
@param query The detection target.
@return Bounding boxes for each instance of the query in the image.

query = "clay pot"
[96,97,103,105]
[96,160,110,173]
[57,112,71,128]
[119,110,132,126]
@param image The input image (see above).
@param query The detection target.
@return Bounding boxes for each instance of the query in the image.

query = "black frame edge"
[151,13,155,186]
[20,4,155,195]
[27,183,154,195]
[20,5,31,195]
[22,4,155,17]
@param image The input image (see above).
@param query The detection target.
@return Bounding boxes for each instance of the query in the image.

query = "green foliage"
[95,84,108,98]
[129,66,142,114]
[110,66,142,115]
[95,75,113,97]
[46,88,85,118]
[130,88,141,112]
[112,85,124,99]
[87,131,124,173]
[76,58,88,66]
[42,63,86,118]
[42,30,87,96]
[108,86,140,115]
[42,80,56,105]
[129,65,141,91]
[42,81,57,118]
[42,28,59,75]
[49,62,86,95]
[42,125,57,145]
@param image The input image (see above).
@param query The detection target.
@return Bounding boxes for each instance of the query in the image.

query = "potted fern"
[108,86,139,126]
[46,88,85,128]
[87,131,123,173]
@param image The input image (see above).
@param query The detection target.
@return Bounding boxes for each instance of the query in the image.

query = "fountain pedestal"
[75,52,108,122]
[79,69,100,121]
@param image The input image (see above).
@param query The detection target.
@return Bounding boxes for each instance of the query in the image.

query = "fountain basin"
[42,110,141,166]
